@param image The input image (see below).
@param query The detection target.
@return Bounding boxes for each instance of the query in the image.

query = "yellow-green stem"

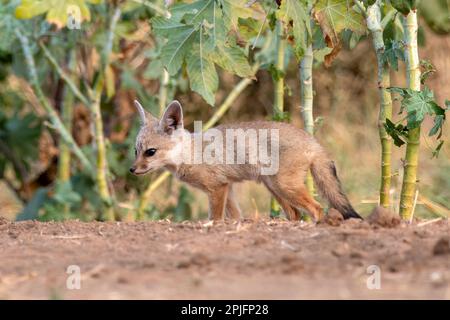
[92,7,121,221]
[366,1,393,208]
[300,44,315,196]
[57,51,76,183]
[273,21,285,116]
[271,21,286,216]
[158,69,170,116]
[400,11,421,220]
[91,78,114,220]
[15,28,94,176]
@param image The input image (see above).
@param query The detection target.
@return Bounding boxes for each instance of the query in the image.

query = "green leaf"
[403,88,440,128]
[156,0,257,103]
[272,111,291,122]
[389,86,446,129]
[267,63,285,82]
[160,25,198,75]
[16,187,49,221]
[0,1,20,52]
[151,16,186,36]
[313,0,366,66]
[186,43,218,106]
[381,40,405,71]
[212,42,253,78]
[143,59,163,80]
[170,0,213,22]
[184,0,216,25]
[420,59,436,85]
[390,0,417,15]
[219,0,265,30]
[432,140,444,159]
[363,0,376,6]
[429,114,444,138]
[313,0,366,35]
[276,0,311,58]
[384,118,407,147]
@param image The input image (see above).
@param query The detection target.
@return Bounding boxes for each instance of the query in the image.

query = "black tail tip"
[341,207,363,220]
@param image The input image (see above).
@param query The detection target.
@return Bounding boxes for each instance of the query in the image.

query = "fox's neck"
[164,129,197,174]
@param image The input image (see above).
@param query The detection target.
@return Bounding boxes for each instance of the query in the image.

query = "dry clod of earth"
[323,208,344,226]
[0,217,10,225]
[367,206,401,228]
[433,237,450,256]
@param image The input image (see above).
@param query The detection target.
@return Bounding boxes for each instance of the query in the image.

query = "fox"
[130,100,362,222]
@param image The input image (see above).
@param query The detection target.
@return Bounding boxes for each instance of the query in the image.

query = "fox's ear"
[134,100,157,125]
[160,100,183,134]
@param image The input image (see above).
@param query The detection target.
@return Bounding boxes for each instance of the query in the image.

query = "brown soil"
[0,218,448,299]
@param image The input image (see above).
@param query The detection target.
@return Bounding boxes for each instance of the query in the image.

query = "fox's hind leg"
[287,186,324,222]
[225,185,241,220]
[207,184,229,221]
[264,174,323,222]
[263,181,300,220]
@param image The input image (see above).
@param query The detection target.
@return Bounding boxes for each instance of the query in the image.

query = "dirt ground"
[0,216,448,300]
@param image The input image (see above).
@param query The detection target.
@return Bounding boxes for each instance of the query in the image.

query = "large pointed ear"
[134,100,157,125]
[160,100,183,134]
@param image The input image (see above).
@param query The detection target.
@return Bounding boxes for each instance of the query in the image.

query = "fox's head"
[130,100,185,175]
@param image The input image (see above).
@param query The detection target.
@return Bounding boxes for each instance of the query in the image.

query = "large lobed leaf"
[390,0,417,15]
[159,24,198,75]
[381,40,405,71]
[212,42,253,78]
[151,0,258,105]
[276,0,311,59]
[187,43,219,106]
[218,0,265,30]
[313,0,366,66]
[0,1,20,51]
[387,87,448,155]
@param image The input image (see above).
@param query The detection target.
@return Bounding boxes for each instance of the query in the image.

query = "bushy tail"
[310,157,362,219]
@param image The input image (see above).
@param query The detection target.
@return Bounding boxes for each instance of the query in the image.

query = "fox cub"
[130,100,361,222]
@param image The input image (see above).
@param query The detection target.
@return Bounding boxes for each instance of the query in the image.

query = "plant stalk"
[300,44,315,196]
[366,1,393,208]
[90,7,121,221]
[57,50,77,183]
[158,69,170,116]
[40,42,90,107]
[270,21,286,217]
[273,21,285,117]
[400,11,421,220]
[15,28,94,176]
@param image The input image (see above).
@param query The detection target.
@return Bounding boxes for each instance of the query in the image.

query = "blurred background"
[0,0,448,222]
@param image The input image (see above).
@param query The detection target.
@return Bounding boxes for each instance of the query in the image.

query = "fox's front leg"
[207,184,229,221]
[225,185,241,220]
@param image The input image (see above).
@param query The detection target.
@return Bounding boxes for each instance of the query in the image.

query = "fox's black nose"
[129,167,136,173]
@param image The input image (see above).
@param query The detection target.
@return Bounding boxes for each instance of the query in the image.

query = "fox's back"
[213,120,324,157]
[174,121,327,189]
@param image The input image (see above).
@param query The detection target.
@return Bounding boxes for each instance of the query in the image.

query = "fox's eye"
[134,149,137,157]
[144,148,157,157]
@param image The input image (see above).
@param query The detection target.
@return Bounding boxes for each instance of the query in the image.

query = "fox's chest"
[169,166,208,190]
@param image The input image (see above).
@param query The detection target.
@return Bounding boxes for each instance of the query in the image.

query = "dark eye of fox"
[144,148,157,157]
